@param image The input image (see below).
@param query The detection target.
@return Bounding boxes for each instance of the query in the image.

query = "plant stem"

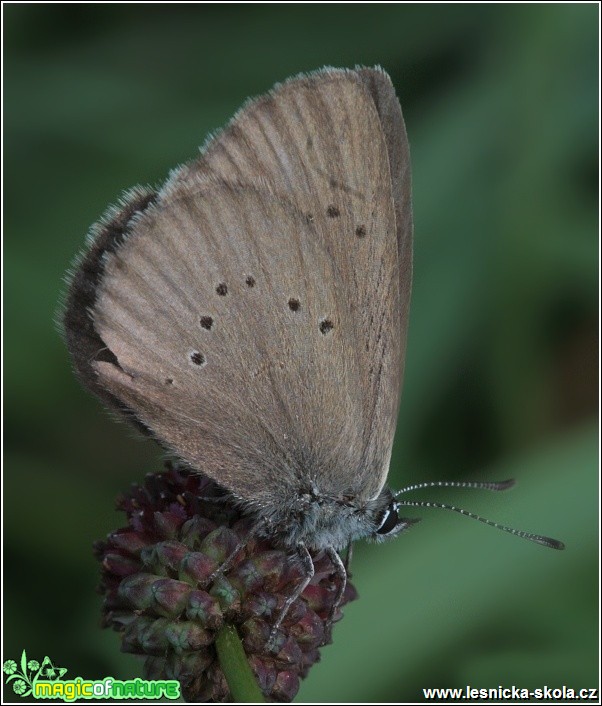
[215,624,265,702]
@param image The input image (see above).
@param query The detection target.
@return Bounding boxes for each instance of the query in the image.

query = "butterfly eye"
[376,504,399,535]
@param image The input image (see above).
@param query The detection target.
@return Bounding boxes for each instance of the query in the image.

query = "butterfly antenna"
[395,479,516,495]
[395,499,565,550]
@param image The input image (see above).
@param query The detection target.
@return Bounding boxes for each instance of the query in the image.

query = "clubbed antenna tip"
[532,535,565,550]
[394,479,564,550]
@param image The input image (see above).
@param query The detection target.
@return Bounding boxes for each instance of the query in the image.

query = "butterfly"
[63,66,562,644]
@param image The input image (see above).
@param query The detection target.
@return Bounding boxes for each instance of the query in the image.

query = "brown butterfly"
[62,67,563,645]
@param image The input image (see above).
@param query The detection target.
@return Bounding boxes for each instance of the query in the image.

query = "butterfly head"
[366,486,421,542]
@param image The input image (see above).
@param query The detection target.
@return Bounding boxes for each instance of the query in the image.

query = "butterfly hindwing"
[93,183,372,502]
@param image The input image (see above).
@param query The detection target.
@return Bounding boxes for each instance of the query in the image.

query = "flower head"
[94,463,357,702]
[3,660,17,676]
[13,680,27,695]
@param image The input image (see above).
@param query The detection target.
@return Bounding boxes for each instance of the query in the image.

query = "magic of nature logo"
[3,651,180,701]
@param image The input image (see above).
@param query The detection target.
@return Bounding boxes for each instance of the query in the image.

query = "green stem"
[215,624,266,703]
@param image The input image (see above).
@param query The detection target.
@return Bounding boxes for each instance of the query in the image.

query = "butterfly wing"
[171,66,412,362]
[91,183,373,502]
[63,67,412,504]
[167,67,412,499]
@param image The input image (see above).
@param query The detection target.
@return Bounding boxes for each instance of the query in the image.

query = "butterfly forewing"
[171,68,411,345]
[166,68,410,498]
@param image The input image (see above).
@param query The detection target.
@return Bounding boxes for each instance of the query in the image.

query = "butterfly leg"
[266,543,314,651]
[207,518,264,584]
[344,541,353,574]
[323,546,347,644]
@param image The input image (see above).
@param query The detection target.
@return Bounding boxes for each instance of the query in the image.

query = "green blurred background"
[4,4,598,702]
